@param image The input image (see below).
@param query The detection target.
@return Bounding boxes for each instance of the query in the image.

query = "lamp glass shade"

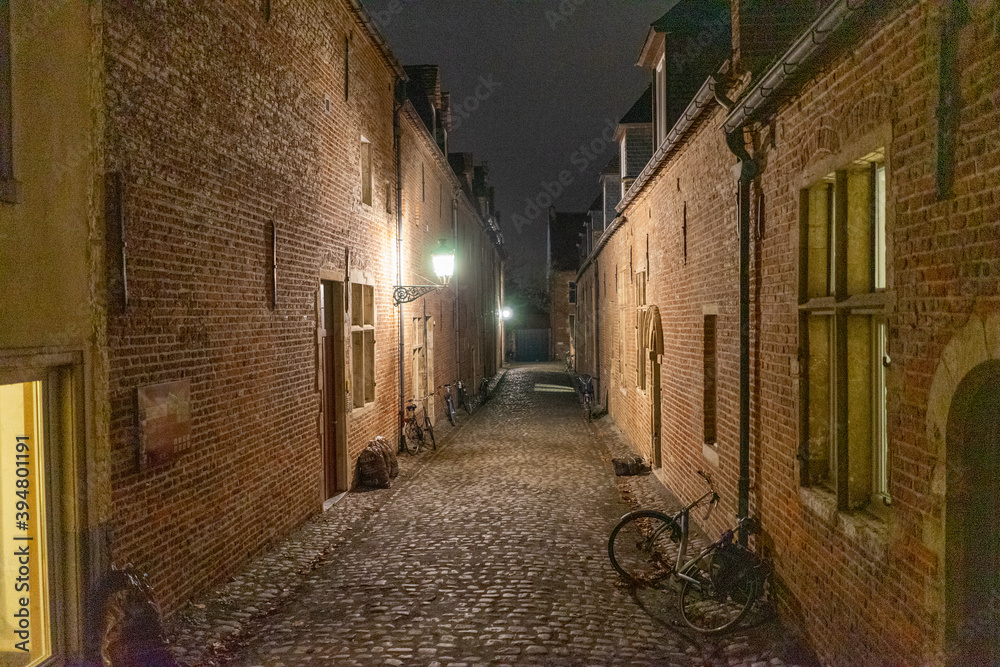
[432,248,455,282]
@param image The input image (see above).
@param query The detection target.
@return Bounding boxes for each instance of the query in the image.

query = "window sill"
[799,486,891,560]
[702,442,719,468]
[351,400,376,415]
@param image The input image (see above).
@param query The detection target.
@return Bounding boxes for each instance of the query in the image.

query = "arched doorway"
[643,306,664,468]
[946,359,1000,666]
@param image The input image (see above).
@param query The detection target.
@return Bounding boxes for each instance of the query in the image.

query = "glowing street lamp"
[393,239,456,305]
[501,307,512,320]
[432,240,455,285]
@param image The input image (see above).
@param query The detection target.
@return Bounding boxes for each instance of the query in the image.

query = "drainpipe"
[725,120,757,547]
[395,90,405,452]
[453,195,461,387]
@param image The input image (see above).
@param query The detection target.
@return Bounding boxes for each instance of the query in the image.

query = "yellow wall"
[0,1,106,661]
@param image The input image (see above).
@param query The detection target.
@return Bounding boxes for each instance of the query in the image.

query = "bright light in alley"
[533,383,575,393]
[501,307,512,319]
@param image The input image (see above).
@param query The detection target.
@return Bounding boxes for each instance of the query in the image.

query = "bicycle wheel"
[462,389,472,415]
[403,422,421,454]
[423,418,436,450]
[446,399,456,426]
[678,546,760,633]
[608,510,681,585]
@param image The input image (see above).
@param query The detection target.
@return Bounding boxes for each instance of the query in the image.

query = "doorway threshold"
[323,491,348,511]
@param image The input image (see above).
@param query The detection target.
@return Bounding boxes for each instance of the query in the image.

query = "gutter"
[400,101,505,255]
[617,73,719,215]
[345,0,408,81]
[722,0,875,134]
[721,0,876,542]
[578,70,720,280]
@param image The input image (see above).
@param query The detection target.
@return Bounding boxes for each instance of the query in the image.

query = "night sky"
[364,0,673,287]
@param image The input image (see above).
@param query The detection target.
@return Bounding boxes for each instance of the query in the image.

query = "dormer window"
[656,56,667,147]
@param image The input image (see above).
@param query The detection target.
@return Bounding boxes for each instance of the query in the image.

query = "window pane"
[875,166,886,290]
[0,382,52,666]
[363,285,374,326]
[807,316,833,487]
[352,331,364,408]
[807,184,831,298]
[846,315,873,508]
[351,284,363,327]
[873,320,889,501]
[364,330,375,404]
[847,169,872,295]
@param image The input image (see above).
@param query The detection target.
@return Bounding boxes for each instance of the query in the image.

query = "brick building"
[0,2,503,662]
[575,0,1000,664]
[548,210,587,365]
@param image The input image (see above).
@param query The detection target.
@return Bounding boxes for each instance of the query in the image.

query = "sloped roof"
[620,85,653,125]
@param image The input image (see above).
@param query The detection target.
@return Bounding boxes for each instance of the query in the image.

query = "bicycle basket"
[710,543,763,597]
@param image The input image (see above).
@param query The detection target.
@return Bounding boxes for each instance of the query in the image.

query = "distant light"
[501,307,512,320]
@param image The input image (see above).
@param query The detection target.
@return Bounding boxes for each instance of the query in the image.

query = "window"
[635,272,647,391]
[343,34,350,101]
[704,315,718,444]
[351,283,375,408]
[0,381,52,665]
[412,317,427,399]
[656,56,666,147]
[360,138,372,206]
[568,282,577,305]
[799,150,889,510]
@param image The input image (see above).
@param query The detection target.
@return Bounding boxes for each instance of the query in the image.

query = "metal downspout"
[395,97,405,453]
[725,127,757,546]
[453,196,461,387]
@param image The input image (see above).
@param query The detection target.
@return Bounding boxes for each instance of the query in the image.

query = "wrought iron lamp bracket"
[393,284,443,306]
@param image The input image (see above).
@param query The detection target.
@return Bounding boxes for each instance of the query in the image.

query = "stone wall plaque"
[137,379,192,468]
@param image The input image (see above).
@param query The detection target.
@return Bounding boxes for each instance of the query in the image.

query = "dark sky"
[364,0,671,287]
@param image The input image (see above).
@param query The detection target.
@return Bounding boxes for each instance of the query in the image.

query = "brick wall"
[550,269,576,364]
[577,1,1000,663]
[103,0,502,616]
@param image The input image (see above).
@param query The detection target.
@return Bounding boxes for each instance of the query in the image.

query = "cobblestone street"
[168,364,817,666]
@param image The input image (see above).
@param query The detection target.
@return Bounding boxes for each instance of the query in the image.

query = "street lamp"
[501,307,512,320]
[393,239,456,305]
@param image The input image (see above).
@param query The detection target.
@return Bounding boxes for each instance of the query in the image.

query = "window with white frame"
[799,150,889,510]
[351,282,375,408]
[656,56,666,147]
[412,316,427,400]
[704,314,718,445]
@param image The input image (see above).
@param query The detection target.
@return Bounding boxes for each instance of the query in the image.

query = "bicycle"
[442,384,457,426]
[578,374,594,421]
[457,380,472,415]
[479,375,491,404]
[607,470,768,633]
[402,398,436,454]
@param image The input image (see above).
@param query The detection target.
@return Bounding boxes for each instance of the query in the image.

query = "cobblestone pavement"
[169,364,818,666]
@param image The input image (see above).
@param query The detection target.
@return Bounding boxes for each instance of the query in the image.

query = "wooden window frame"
[799,151,890,511]
[351,283,375,409]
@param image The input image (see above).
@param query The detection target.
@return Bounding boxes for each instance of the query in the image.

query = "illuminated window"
[351,283,375,408]
[799,150,889,510]
[0,381,52,666]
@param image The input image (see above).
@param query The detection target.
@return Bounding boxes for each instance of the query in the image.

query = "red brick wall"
[577,1,1000,663]
[106,0,397,614]
[550,269,576,363]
